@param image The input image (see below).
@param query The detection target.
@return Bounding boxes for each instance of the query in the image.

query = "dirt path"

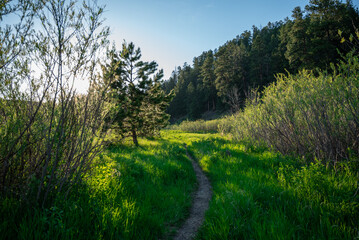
[174,145,212,240]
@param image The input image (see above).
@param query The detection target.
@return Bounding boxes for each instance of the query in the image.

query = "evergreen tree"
[284,7,311,70]
[250,22,287,88]
[163,0,359,121]
[162,69,178,94]
[103,42,172,146]
[200,50,217,111]
[214,40,249,106]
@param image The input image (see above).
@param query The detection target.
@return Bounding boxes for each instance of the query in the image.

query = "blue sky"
[104,0,359,79]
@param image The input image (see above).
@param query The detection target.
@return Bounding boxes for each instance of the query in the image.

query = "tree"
[283,0,359,70]
[250,22,287,88]
[162,69,178,94]
[200,50,217,111]
[104,42,172,146]
[284,7,311,70]
[214,40,249,107]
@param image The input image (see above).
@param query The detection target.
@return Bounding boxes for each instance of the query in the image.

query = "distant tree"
[250,22,287,88]
[104,42,172,146]
[200,50,217,111]
[214,40,249,106]
[283,0,359,70]
[162,69,178,94]
[283,7,311,70]
[163,0,359,121]
[168,64,191,120]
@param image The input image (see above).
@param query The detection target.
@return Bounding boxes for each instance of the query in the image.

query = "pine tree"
[214,40,249,107]
[200,50,217,111]
[103,42,172,146]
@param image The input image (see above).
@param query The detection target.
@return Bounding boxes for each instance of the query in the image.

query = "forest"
[0,0,359,239]
[163,0,359,121]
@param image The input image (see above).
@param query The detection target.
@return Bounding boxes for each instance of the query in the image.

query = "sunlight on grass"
[180,134,359,240]
[1,130,358,239]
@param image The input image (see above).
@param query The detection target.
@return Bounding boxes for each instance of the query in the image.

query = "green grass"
[1,130,358,239]
[0,134,197,240]
[175,133,359,240]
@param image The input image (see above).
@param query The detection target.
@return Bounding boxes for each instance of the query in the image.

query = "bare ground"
[173,145,212,240]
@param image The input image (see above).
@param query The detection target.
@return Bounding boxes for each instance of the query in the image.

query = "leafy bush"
[0,0,110,206]
[230,52,359,166]
[170,119,221,133]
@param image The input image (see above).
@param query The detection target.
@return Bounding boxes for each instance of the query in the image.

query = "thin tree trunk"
[132,129,139,146]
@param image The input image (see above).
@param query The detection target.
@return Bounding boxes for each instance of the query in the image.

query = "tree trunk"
[132,129,139,146]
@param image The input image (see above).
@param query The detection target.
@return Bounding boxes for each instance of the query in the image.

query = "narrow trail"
[174,145,212,240]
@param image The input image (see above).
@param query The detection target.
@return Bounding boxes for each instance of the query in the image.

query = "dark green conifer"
[103,42,173,146]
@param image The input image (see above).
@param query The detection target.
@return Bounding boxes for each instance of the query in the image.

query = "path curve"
[174,145,212,240]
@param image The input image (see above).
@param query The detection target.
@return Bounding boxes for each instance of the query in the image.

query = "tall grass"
[173,132,359,239]
[0,135,197,239]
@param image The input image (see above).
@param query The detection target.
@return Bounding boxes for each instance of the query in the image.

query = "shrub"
[0,0,110,206]
[230,52,359,166]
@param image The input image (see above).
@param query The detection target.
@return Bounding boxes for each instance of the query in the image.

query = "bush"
[230,52,359,166]
[0,0,110,206]
[170,119,221,133]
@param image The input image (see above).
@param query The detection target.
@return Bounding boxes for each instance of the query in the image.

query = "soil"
[173,145,212,240]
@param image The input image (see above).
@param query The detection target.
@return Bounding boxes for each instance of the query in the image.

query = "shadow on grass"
[188,137,359,240]
[0,136,197,240]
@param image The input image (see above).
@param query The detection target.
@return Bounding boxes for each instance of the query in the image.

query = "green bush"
[230,52,359,166]
[170,119,221,133]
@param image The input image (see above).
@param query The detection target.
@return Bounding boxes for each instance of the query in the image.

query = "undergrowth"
[0,135,196,240]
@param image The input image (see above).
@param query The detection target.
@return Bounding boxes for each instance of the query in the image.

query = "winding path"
[174,145,212,240]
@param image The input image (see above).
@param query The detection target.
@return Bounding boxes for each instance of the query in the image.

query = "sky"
[104,0,359,80]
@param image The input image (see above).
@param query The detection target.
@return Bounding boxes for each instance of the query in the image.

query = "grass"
[0,134,197,240]
[177,133,359,240]
[1,130,358,239]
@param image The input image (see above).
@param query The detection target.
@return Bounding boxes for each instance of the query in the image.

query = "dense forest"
[163,0,359,122]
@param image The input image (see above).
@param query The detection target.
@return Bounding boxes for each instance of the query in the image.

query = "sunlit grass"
[1,130,358,239]
[177,134,359,240]
[0,133,197,239]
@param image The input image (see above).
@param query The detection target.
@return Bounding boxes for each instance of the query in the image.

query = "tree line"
[163,0,359,122]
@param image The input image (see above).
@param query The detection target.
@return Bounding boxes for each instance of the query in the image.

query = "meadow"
[1,130,358,239]
[2,1,358,239]
[0,134,197,239]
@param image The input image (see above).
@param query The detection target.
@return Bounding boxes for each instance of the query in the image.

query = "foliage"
[229,51,359,166]
[0,0,110,206]
[163,0,359,121]
[0,132,197,239]
[103,42,173,146]
[169,119,222,133]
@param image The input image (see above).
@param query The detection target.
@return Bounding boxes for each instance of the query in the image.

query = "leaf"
[338,29,342,37]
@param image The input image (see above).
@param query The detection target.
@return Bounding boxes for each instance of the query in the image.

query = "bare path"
[174,145,212,240]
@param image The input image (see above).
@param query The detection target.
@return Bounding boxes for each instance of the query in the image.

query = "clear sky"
[104,0,359,80]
